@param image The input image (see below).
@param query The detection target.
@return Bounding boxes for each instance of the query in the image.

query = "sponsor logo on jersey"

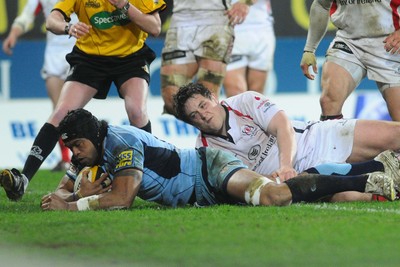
[241,125,256,137]
[85,0,100,8]
[248,145,261,160]
[90,11,130,30]
[253,135,276,171]
[116,150,133,168]
[255,99,274,114]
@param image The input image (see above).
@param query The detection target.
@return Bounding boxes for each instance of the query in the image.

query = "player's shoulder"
[225,91,268,106]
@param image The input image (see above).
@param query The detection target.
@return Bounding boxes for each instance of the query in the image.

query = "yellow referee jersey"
[53,0,166,57]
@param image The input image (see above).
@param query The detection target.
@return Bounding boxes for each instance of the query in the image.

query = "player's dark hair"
[173,82,212,122]
[58,108,108,164]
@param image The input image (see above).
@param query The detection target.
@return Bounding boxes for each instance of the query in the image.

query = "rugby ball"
[74,165,111,192]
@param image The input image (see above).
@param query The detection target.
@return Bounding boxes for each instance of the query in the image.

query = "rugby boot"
[374,150,400,190]
[365,172,396,201]
[0,168,28,201]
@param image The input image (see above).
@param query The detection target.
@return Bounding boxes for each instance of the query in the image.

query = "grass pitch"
[0,170,400,267]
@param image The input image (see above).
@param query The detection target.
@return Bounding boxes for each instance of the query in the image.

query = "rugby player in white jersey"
[2,0,78,171]
[300,0,400,121]
[40,108,397,211]
[160,0,255,115]
[174,83,400,201]
[224,0,275,97]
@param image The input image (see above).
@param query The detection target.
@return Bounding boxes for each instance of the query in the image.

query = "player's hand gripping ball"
[74,165,111,192]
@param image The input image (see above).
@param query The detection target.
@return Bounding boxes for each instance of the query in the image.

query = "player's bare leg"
[224,67,268,97]
[320,62,356,120]
[120,77,152,132]
[224,67,247,97]
[382,85,400,121]
[161,63,197,115]
[328,192,373,202]
[247,68,268,95]
[348,120,400,162]
[226,169,396,206]
[197,58,226,100]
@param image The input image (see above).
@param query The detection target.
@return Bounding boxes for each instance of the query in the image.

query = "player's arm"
[41,168,142,211]
[47,169,111,203]
[266,111,297,181]
[46,10,90,38]
[2,0,38,55]
[300,0,332,80]
[109,0,162,36]
[384,29,400,54]
[225,0,255,26]
[50,174,76,202]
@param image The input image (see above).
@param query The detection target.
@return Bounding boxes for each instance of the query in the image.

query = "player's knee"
[319,94,344,114]
[161,88,177,115]
[161,74,191,89]
[224,83,245,97]
[244,177,282,206]
[126,105,148,126]
[197,68,225,89]
[259,183,291,206]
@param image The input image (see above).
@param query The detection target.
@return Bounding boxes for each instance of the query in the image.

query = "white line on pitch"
[302,204,400,215]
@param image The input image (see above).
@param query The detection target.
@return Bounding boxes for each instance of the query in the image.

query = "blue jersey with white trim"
[101,125,198,207]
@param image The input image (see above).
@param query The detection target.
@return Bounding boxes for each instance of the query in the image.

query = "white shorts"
[294,119,356,172]
[227,25,275,72]
[326,36,400,91]
[161,24,234,65]
[41,42,73,80]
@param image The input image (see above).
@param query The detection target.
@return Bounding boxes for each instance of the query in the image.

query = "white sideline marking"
[304,203,400,215]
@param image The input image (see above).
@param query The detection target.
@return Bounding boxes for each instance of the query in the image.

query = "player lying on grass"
[39,109,397,211]
[173,82,400,201]
[0,0,166,202]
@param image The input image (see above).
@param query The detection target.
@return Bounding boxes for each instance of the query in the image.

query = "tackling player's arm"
[266,111,297,181]
[300,0,332,80]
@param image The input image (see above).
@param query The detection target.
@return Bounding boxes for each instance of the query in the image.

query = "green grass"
[1,170,400,267]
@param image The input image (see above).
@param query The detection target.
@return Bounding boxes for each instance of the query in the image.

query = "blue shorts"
[195,147,247,206]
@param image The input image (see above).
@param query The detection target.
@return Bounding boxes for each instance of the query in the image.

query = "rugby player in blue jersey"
[39,109,396,211]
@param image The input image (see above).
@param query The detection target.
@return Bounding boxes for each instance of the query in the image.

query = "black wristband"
[123,1,130,11]
[64,23,71,35]
[120,1,130,15]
